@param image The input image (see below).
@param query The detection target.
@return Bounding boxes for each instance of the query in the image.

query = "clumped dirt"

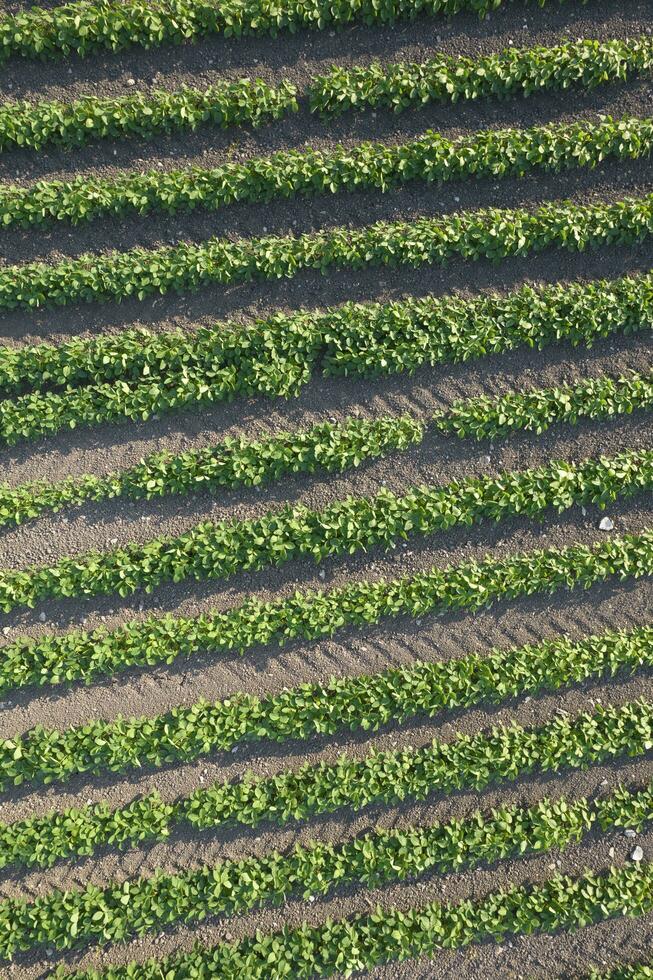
[0,0,653,977]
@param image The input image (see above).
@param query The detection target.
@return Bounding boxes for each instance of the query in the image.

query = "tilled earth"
[0,0,653,977]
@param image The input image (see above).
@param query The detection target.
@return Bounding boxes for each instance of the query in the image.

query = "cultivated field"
[0,0,652,976]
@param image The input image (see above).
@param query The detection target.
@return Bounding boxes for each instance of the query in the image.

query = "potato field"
[0,0,652,976]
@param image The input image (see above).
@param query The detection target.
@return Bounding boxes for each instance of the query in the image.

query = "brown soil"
[1,0,653,977]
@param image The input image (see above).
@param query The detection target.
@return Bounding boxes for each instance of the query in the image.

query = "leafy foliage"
[2,194,653,309]
[0,448,650,611]
[0,0,563,63]
[5,781,653,957]
[590,966,653,979]
[310,37,653,115]
[435,371,653,440]
[1,115,649,229]
[52,862,653,979]
[2,527,653,703]
[1,317,652,451]
[1,623,653,867]
[0,79,297,152]
[0,416,424,528]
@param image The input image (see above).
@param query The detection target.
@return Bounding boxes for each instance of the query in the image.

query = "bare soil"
[0,0,653,977]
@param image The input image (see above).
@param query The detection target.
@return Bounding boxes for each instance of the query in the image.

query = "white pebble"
[599,517,614,531]
[631,845,644,862]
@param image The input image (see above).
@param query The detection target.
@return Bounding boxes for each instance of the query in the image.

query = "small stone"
[2,627,9,636]
[599,517,614,531]
[480,455,491,465]
[126,77,136,86]
[631,845,644,862]
[38,611,46,622]
[608,846,615,858]
[624,829,637,838]
[318,569,326,579]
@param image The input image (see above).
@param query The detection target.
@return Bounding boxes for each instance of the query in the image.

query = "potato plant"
[0,269,649,399]
[0,0,557,64]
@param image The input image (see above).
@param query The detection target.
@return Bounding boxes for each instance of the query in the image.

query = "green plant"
[3,530,653,692]
[6,779,653,958]
[0,416,424,528]
[589,966,653,979]
[310,37,653,115]
[0,79,297,152]
[1,624,653,869]
[0,0,569,64]
[2,115,649,229]
[0,794,596,956]
[3,271,649,396]
[0,448,650,611]
[3,193,653,310]
[52,861,653,978]
[435,371,653,439]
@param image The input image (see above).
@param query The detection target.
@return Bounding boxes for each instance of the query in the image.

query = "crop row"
[0,37,636,150]
[310,37,653,115]
[3,700,653,894]
[51,862,653,980]
[1,781,652,957]
[0,416,424,529]
[2,269,650,397]
[1,349,651,453]
[1,363,652,522]
[4,114,651,230]
[3,529,653,694]
[0,447,650,612]
[0,0,568,64]
[1,622,653,848]
[3,193,653,310]
[0,38,643,153]
[0,79,297,153]
[438,371,653,440]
